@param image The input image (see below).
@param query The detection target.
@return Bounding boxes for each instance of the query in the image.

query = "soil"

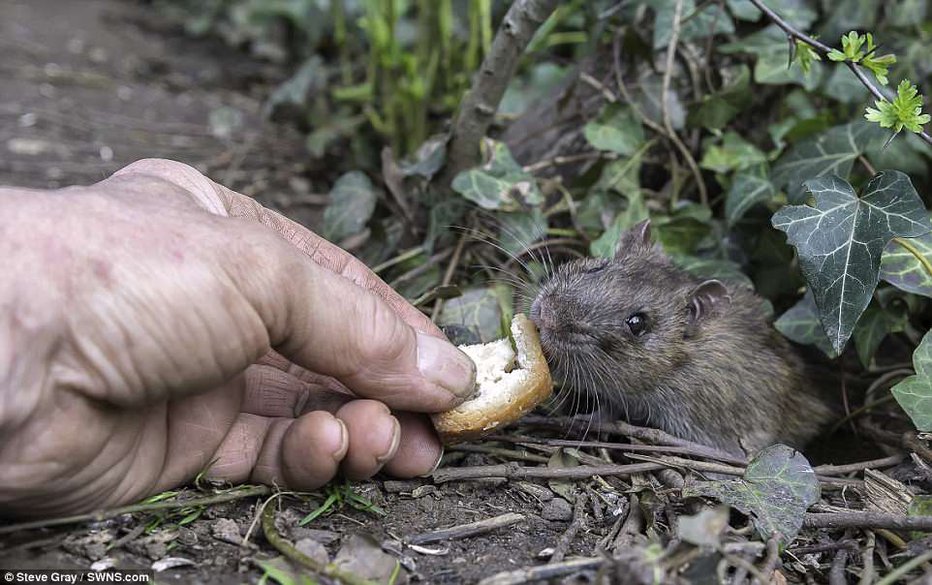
[0,2,597,583]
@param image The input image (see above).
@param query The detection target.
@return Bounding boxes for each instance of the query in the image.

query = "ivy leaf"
[584,104,645,156]
[853,301,893,368]
[774,291,837,358]
[655,203,713,256]
[772,171,930,353]
[720,26,821,89]
[671,256,755,288]
[891,330,932,431]
[323,171,377,243]
[684,445,821,543]
[865,80,932,134]
[771,121,883,203]
[726,165,775,226]
[437,287,510,343]
[881,230,932,298]
[591,191,649,259]
[700,132,767,174]
[688,66,752,131]
[451,139,543,211]
[650,0,735,49]
[496,208,548,257]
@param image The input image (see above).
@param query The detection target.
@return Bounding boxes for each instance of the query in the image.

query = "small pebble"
[541,497,573,521]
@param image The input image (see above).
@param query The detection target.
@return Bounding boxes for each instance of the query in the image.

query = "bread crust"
[431,314,553,443]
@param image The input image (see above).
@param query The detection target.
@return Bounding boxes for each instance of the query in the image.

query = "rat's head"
[529,220,730,397]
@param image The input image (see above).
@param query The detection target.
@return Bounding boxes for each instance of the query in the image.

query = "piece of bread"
[431,314,553,443]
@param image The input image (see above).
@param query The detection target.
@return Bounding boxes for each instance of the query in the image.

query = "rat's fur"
[529,221,833,455]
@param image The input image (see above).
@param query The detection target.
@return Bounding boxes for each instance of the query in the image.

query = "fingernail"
[416,332,476,397]
[376,417,401,464]
[419,448,445,478]
[332,419,349,459]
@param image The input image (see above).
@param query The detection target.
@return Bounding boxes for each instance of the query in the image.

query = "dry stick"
[260,503,376,585]
[875,550,932,585]
[803,512,932,531]
[902,432,932,465]
[549,493,588,563]
[757,536,781,583]
[449,444,551,464]
[814,455,905,476]
[432,461,665,483]
[477,557,606,585]
[491,434,747,465]
[859,531,876,585]
[746,0,932,147]
[828,548,850,585]
[660,0,709,206]
[0,485,272,535]
[441,0,561,184]
[787,540,858,555]
[520,415,747,464]
[406,512,525,545]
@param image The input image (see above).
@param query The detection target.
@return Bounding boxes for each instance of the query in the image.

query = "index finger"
[213,182,445,339]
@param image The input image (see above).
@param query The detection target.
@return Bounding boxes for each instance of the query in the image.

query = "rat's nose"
[530,297,557,330]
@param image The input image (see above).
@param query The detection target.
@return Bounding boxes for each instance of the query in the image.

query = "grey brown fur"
[529,220,833,455]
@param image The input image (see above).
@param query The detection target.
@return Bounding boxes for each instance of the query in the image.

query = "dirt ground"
[0,2,600,583]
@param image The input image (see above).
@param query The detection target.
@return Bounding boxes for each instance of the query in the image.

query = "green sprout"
[794,40,821,75]
[827,31,896,85]
[865,79,932,134]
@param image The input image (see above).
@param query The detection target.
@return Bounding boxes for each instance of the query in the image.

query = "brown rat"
[528,220,834,455]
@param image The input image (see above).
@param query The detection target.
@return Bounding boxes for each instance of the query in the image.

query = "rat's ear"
[685,280,731,335]
[614,219,652,258]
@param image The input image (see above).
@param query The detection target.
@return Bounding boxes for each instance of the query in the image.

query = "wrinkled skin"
[0,159,476,519]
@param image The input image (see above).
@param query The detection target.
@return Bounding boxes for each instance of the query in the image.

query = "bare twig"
[441,0,561,184]
[803,512,932,531]
[492,434,747,465]
[477,557,606,585]
[406,512,525,545]
[550,493,588,563]
[431,229,469,321]
[431,461,665,483]
[814,455,905,476]
[746,0,932,147]
[261,502,376,585]
[828,548,850,585]
[859,531,876,585]
[874,550,932,585]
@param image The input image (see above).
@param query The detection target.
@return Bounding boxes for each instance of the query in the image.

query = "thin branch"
[803,512,932,531]
[431,461,665,483]
[406,512,525,545]
[747,0,932,147]
[441,0,561,185]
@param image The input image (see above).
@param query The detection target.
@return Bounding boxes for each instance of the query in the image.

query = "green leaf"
[774,292,837,357]
[700,132,768,174]
[771,121,883,203]
[687,66,752,131]
[593,152,644,198]
[496,208,548,257]
[772,171,931,353]
[684,444,821,542]
[583,104,645,156]
[671,256,754,288]
[865,79,932,134]
[591,191,649,259]
[891,330,932,431]
[794,41,821,75]
[650,0,735,49]
[323,171,377,242]
[881,230,932,298]
[451,140,543,211]
[655,203,713,256]
[726,165,775,226]
[720,26,821,89]
[853,301,892,368]
[437,287,509,343]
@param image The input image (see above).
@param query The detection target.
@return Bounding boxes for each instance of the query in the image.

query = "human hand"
[0,159,475,518]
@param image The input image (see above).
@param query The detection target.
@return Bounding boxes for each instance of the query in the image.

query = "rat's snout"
[530,296,558,331]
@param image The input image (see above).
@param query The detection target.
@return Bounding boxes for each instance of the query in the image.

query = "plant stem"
[892,236,932,279]
[440,0,561,186]
[746,0,932,147]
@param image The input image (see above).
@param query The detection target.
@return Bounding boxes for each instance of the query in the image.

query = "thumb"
[223,222,476,413]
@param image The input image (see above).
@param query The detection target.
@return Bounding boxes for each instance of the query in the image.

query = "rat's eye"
[625,312,649,336]
[585,262,608,274]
